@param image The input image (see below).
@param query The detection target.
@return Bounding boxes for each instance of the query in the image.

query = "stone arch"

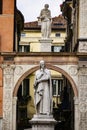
[13,64,78,97]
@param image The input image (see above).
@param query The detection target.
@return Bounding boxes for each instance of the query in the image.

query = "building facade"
[0,0,87,130]
[19,15,66,52]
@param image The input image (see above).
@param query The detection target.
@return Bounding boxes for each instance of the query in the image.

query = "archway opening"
[15,66,76,130]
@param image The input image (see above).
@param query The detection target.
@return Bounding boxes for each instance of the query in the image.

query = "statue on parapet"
[37,4,52,39]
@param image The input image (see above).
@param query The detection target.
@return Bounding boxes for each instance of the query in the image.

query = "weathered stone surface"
[78,67,87,130]
[39,39,52,52]
[30,114,56,130]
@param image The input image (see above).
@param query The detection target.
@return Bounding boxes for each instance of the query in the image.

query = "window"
[22,78,29,96]
[17,78,30,98]
[52,79,63,96]
[19,45,30,52]
[51,46,62,52]
[21,33,26,37]
[0,0,2,14]
[55,33,60,37]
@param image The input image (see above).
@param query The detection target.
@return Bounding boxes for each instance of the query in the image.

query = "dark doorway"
[16,78,31,130]
[53,78,74,130]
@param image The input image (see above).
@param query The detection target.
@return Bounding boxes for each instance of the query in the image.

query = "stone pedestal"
[39,39,53,52]
[30,114,56,130]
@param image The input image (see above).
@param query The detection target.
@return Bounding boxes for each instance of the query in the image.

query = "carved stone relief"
[79,67,87,130]
[79,112,87,130]
[79,103,87,113]
[4,75,12,88]
[79,75,87,84]
[79,42,87,52]
[14,66,23,75]
[79,67,87,75]
[69,66,78,76]
[79,0,87,26]
[79,0,87,38]
[2,65,14,130]
[3,65,15,75]
[79,87,87,102]
[3,111,10,130]
[4,90,11,99]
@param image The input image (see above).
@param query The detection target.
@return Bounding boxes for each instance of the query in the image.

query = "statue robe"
[34,68,52,115]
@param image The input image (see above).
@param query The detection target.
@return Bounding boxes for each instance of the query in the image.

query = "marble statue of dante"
[34,60,52,115]
[38,4,52,39]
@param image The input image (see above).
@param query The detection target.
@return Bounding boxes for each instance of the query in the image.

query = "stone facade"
[79,0,87,38]
[78,0,87,52]
[1,54,86,130]
[0,0,87,130]
[1,56,79,130]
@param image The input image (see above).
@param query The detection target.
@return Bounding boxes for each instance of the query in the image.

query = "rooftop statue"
[38,4,52,39]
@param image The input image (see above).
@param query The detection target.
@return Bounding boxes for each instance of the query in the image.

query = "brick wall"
[0,0,15,52]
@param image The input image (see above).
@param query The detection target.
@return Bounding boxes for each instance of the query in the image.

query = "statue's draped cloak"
[34,68,52,114]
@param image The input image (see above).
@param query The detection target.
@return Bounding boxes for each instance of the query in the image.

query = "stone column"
[74,97,79,130]
[78,67,87,130]
[2,65,15,130]
[30,114,56,130]
[0,117,2,130]
[12,97,17,130]
[39,39,53,52]
[78,0,87,52]
[79,0,87,38]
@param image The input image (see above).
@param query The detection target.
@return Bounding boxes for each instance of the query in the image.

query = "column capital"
[1,64,15,69]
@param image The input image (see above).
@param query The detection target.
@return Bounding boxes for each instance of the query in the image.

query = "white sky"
[17,0,63,23]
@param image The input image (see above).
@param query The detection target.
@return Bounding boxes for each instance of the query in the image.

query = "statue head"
[44,4,49,9]
[40,60,45,69]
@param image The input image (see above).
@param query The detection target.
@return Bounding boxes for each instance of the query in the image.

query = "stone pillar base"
[30,114,56,130]
[39,39,53,52]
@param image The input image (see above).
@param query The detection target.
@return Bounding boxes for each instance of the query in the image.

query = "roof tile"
[24,15,66,29]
